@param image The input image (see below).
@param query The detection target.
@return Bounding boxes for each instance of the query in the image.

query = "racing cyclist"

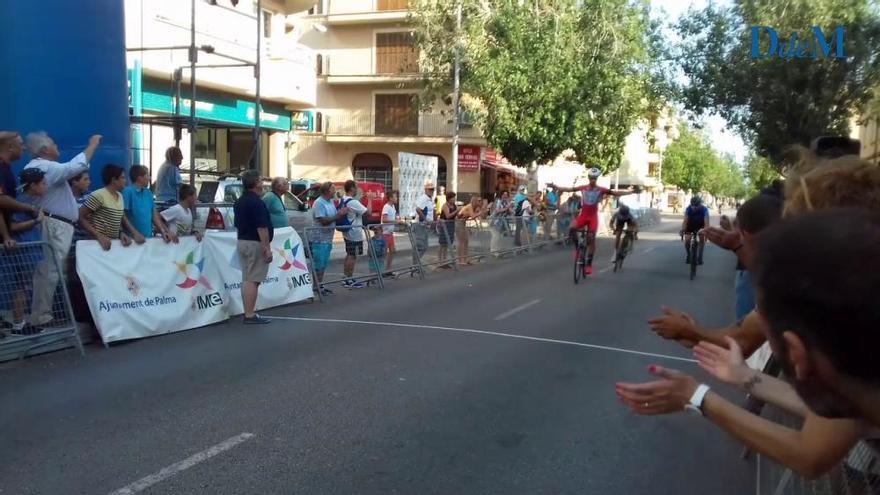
[681,196,710,265]
[550,168,636,275]
[609,204,638,260]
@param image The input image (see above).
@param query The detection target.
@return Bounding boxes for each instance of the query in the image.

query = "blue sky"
[650,0,749,162]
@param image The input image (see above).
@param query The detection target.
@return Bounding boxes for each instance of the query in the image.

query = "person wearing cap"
[24,131,102,326]
[413,181,436,259]
[0,131,39,251]
[1,168,47,335]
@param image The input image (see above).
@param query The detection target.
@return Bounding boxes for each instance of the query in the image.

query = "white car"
[193,177,313,234]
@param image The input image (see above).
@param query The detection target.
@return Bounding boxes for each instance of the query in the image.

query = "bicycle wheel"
[689,240,698,280]
[615,236,630,273]
[573,244,583,284]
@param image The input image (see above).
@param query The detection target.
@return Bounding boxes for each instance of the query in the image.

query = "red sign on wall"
[458,145,481,172]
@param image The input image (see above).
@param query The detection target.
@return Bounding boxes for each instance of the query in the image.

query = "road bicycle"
[573,227,595,284]
[683,230,703,280]
[612,229,636,273]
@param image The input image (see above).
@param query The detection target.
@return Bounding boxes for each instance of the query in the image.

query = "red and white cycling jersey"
[577,185,611,215]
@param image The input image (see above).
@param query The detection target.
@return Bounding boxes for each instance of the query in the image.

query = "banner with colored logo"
[76,237,228,343]
[202,227,314,316]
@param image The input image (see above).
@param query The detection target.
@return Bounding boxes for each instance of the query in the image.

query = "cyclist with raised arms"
[550,168,635,275]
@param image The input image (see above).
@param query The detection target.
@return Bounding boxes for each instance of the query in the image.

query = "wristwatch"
[685,384,710,416]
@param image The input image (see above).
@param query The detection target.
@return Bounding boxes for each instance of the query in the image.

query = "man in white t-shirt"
[340,180,369,289]
[160,184,202,241]
[413,181,435,259]
[520,194,533,248]
[381,190,400,274]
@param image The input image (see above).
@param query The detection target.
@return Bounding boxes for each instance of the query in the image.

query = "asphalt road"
[0,215,755,495]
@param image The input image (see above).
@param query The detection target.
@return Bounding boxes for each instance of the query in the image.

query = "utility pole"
[188,0,197,184]
[450,0,462,194]
[253,0,262,172]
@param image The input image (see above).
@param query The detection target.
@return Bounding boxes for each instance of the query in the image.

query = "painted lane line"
[108,433,255,495]
[494,299,541,320]
[641,246,657,255]
[268,316,697,364]
[598,265,614,274]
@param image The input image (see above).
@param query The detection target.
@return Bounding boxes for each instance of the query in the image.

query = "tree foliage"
[673,0,880,166]
[663,125,748,198]
[412,0,667,168]
[744,153,780,191]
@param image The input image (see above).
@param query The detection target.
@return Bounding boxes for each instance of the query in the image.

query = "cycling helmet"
[587,167,602,179]
[690,196,702,206]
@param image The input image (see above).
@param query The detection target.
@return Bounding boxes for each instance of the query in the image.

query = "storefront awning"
[481,160,527,179]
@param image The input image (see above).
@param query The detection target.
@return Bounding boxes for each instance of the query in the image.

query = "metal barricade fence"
[752,369,880,495]
[417,219,458,271]
[304,224,384,301]
[364,222,425,282]
[0,241,84,361]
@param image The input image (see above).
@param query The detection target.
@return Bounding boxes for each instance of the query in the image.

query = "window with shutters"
[374,94,418,136]
[376,32,418,74]
[377,0,409,11]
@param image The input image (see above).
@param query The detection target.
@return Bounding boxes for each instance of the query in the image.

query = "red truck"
[298,181,386,224]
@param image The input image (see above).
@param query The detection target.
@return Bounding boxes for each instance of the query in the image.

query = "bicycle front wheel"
[689,241,698,280]
[574,246,583,284]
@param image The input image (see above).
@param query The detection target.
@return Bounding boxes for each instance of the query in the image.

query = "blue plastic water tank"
[0,0,130,188]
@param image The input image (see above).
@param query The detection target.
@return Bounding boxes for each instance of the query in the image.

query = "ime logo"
[750,26,845,59]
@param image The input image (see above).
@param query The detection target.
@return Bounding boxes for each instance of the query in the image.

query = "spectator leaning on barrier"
[380,190,399,275]
[263,177,289,230]
[69,171,91,243]
[3,168,47,335]
[456,195,482,265]
[154,146,184,204]
[78,164,142,251]
[413,181,435,260]
[311,182,350,296]
[124,165,173,243]
[437,191,458,268]
[24,132,102,326]
[0,131,39,250]
[160,184,201,242]
[233,170,273,325]
[340,179,369,289]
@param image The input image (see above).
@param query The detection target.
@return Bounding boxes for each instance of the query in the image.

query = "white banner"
[398,152,438,219]
[203,227,314,316]
[76,237,228,343]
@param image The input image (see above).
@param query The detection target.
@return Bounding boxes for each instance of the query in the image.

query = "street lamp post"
[450,0,462,195]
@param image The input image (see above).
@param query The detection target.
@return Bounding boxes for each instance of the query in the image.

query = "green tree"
[674,0,880,166]
[744,153,780,191]
[662,125,713,193]
[412,0,664,168]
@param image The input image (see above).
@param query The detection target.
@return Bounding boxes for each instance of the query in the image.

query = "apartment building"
[125,0,316,182]
[291,0,526,197]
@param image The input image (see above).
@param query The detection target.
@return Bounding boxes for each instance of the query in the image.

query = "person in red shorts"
[550,168,636,275]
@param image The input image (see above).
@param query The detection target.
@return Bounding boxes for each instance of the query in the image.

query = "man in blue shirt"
[233,170,274,324]
[311,181,350,296]
[123,165,173,243]
[681,196,710,264]
[154,146,184,204]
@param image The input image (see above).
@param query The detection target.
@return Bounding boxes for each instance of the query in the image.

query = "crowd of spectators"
[0,132,205,335]
[615,145,880,481]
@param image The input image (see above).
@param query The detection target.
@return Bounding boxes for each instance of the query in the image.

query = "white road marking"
[641,246,657,255]
[268,316,697,364]
[108,433,255,495]
[494,299,541,320]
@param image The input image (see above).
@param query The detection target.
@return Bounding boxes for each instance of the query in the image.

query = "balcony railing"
[320,54,419,78]
[325,112,481,138]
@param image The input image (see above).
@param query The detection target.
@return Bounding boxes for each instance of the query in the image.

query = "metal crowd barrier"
[0,241,84,361]
[751,367,880,495]
[303,224,385,301]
